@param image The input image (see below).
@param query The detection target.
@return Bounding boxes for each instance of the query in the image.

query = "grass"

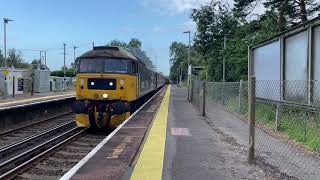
[223,97,320,151]
[280,111,320,150]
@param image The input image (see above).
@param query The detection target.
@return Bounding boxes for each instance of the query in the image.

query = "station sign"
[3,69,9,75]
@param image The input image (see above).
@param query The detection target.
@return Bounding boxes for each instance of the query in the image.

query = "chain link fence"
[190,80,320,179]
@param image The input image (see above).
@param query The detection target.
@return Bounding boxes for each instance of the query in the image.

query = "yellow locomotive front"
[72,46,139,129]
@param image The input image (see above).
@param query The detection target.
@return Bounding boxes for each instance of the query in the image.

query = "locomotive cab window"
[79,59,104,73]
[104,59,128,73]
[132,61,138,74]
[78,58,133,74]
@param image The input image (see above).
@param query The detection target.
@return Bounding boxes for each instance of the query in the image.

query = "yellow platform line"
[0,93,75,106]
[130,86,170,180]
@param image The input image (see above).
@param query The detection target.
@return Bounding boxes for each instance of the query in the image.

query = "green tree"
[108,39,128,48]
[0,50,4,67]
[169,42,188,82]
[183,0,279,82]
[233,0,258,19]
[128,38,142,49]
[192,2,239,81]
[169,0,319,82]
[264,0,319,24]
[234,0,319,31]
[7,49,29,68]
[50,64,75,77]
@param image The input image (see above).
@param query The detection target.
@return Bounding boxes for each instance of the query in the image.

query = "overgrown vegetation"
[169,0,320,82]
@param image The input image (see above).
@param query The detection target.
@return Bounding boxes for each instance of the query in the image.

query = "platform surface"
[0,91,75,109]
[130,85,266,180]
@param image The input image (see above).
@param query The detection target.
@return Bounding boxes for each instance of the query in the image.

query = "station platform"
[0,91,75,110]
[61,86,266,180]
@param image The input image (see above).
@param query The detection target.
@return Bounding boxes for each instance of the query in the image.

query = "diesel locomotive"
[71,46,167,129]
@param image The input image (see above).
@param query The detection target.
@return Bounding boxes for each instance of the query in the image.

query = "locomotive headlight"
[103,93,108,99]
[120,79,124,86]
[91,82,95,86]
[109,82,114,86]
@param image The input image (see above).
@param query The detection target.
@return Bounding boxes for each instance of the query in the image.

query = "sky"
[0,0,221,75]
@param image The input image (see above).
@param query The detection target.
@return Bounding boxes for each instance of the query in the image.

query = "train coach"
[71,46,167,130]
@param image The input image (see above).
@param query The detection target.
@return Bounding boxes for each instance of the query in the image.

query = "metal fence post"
[190,80,193,102]
[187,77,190,101]
[202,81,206,117]
[248,76,256,164]
[239,80,243,113]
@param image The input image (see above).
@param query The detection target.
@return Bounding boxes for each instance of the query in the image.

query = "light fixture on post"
[3,18,13,98]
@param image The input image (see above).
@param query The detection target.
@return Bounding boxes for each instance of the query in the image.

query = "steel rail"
[0,120,75,158]
[0,111,72,136]
[0,126,84,179]
[0,127,86,180]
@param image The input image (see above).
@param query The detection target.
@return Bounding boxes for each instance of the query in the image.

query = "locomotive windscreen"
[78,58,129,73]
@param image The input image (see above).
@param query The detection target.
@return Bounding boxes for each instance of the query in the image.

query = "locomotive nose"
[76,75,127,100]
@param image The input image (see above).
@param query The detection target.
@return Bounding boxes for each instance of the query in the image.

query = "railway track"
[0,122,86,179]
[15,133,106,179]
[0,112,73,148]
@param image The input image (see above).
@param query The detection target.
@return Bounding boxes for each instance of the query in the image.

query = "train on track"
[71,46,168,129]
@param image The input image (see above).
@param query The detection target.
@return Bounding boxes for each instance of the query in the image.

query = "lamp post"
[180,61,183,87]
[3,18,13,98]
[38,50,47,69]
[39,51,42,69]
[183,30,191,100]
[3,18,13,68]
[223,35,226,82]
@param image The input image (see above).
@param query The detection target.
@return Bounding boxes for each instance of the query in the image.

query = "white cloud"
[142,0,212,15]
[153,26,161,32]
[142,0,266,16]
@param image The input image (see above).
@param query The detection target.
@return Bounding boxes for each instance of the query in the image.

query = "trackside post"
[202,81,206,117]
[31,78,34,96]
[190,80,193,102]
[248,76,255,164]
